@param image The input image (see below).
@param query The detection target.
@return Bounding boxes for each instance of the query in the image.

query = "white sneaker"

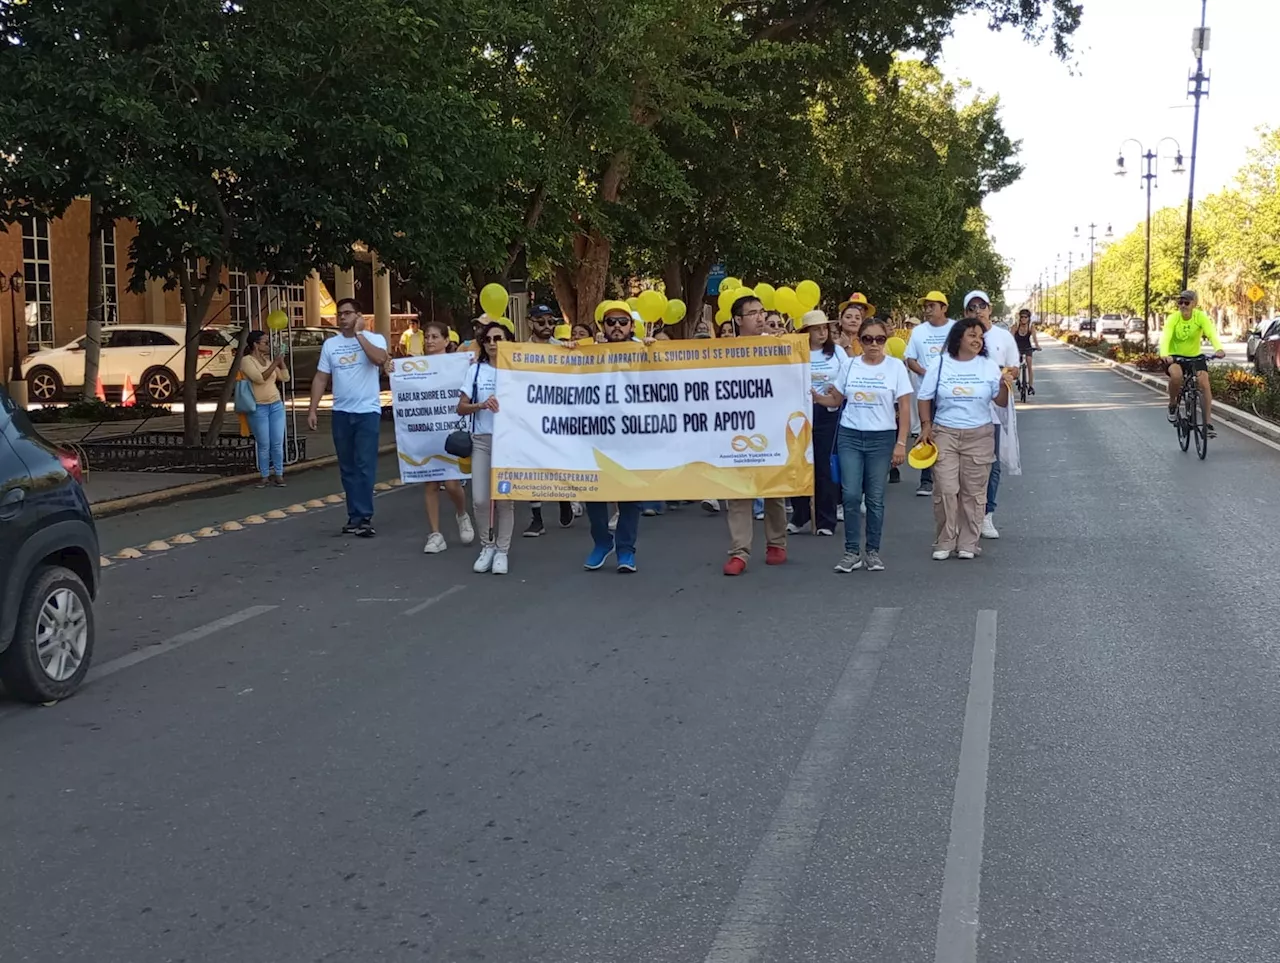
[473,546,497,573]
[981,513,1000,539]
[786,521,809,534]
[457,513,476,545]
[932,549,952,561]
[608,511,619,531]
[836,504,844,522]
[958,550,976,560]
[491,551,509,575]
[816,528,834,536]
[860,497,866,515]
[702,499,721,514]
[423,532,447,554]
[571,501,584,517]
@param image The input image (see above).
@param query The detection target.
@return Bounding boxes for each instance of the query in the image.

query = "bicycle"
[1171,354,1209,460]
[1015,348,1038,404]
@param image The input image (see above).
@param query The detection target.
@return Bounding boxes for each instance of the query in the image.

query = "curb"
[89,442,399,519]
[1055,339,1280,446]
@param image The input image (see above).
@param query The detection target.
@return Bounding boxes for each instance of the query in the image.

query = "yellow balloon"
[664,298,687,324]
[796,280,821,312]
[715,306,730,324]
[265,309,289,331]
[637,290,667,323]
[480,283,508,319]
[553,324,572,341]
[495,317,515,335]
[626,296,640,311]
[755,283,776,311]
[775,286,800,319]
[634,320,646,339]
[886,336,907,359]
[722,276,741,292]
[718,286,739,312]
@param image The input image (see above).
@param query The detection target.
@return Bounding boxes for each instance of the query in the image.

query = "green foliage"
[26,399,171,424]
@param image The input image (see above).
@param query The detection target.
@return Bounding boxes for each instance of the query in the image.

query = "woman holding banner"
[457,320,515,575]
[419,320,476,554]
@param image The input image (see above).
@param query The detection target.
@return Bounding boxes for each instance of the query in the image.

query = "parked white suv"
[1098,314,1127,337]
[21,325,235,403]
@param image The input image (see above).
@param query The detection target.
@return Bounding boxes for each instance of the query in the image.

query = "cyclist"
[1159,290,1225,437]
[1012,309,1040,394]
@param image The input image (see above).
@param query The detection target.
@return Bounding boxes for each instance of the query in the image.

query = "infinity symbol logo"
[952,386,975,396]
[852,391,878,402]
[337,353,360,365]
[731,434,768,452]
[400,360,430,373]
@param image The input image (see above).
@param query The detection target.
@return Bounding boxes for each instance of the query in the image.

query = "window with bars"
[228,270,249,324]
[21,216,54,351]
[101,225,119,325]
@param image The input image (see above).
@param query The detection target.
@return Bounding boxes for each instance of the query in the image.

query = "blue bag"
[234,376,257,415]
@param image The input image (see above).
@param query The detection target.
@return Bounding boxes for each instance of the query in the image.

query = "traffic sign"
[1247,284,1265,303]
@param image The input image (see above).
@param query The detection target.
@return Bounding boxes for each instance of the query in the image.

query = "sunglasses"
[602,317,631,327]
[860,334,888,345]
[482,335,505,344]
[1177,299,1192,305]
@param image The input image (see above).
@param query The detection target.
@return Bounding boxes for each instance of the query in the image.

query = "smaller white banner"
[390,354,473,483]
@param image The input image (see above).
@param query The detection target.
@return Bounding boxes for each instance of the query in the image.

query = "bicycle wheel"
[1177,391,1192,452]
[1194,405,1208,459]
[1018,376,1027,404]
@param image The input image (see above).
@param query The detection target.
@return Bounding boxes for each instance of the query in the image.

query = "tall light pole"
[1052,256,1060,324]
[1183,1,1210,289]
[1,271,24,385]
[1066,251,1073,320]
[1075,224,1113,328]
[1116,137,1185,350]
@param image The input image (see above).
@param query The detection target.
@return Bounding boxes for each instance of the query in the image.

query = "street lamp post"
[1183,1,1210,289]
[1052,257,1060,324]
[1,271,25,404]
[1116,137,1185,350]
[1066,251,1073,320]
[1075,224,1113,329]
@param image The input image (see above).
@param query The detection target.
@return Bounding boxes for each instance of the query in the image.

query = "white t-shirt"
[906,320,954,375]
[810,345,849,398]
[983,326,1019,424]
[838,355,913,432]
[463,360,498,436]
[317,332,387,414]
[918,355,1003,430]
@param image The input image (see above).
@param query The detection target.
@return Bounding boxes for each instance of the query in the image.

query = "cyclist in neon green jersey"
[1159,290,1225,437]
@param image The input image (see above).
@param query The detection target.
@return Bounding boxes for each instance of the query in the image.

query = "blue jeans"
[586,502,640,554]
[836,427,896,554]
[247,399,285,477]
[986,423,1001,514]
[331,410,381,523]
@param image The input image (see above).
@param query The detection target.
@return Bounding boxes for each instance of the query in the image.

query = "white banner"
[490,336,814,501]
[390,354,473,483]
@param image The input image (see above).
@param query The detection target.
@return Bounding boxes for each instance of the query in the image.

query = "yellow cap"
[495,317,515,335]
[447,329,460,343]
[597,300,633,320]
[553,324,572,341]
[919,290,949,307]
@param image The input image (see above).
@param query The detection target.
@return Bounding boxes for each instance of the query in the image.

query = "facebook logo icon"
[497,480,512,495]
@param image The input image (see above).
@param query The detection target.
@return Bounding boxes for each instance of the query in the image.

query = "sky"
[937,0,1280,303]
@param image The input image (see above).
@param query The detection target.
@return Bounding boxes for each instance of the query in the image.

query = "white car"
[22,325,236,403]
[1098,314,1127,337]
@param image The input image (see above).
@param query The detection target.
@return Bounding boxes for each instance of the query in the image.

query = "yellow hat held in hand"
[907,440,938,470]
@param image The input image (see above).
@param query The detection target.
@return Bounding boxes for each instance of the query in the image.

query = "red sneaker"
[723,556,747,577]
[765,546,787,566]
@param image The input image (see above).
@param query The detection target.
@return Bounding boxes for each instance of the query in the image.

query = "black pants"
[790,406,840,532]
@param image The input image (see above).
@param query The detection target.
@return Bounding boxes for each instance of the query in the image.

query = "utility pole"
[1183,0,1210,289]
[1066,251,1073,320]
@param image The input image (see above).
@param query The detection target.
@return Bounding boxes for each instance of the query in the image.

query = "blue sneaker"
[616,550,637,573]
[584,542,615,570]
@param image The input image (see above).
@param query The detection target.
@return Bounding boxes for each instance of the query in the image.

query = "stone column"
[144,276,167,324]
[372,252,392,341]
[334,265,355,303]
[304,271,322,327]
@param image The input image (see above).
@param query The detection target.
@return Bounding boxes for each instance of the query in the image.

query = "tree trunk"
[178,256,222,445]
[203,323,248,444]
[82,196,104,401]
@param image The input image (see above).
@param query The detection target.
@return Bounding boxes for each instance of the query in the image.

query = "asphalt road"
[4,341,1280,963]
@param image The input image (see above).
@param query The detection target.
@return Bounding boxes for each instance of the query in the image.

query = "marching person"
[723,293,788,576]
[581,301,645,572]
[916,317,1012,561]
[904,291,954,496]
[964,290,1019,540]
[398,315,425,357]
[834,293,873,352]
[308,298,389,538]
[789,310,846,536]
[457,320,515,574]
[829,317,913,572]
[524,303,575,534]
[571,320,597,343]
[241,330,290,488]
[417,320,476,554]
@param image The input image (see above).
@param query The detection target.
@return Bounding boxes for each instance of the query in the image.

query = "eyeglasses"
[482,335,505,344]
[740,308,765,319]
[860,334,888,345]
[602,317,631,327]
[1177,299,1192,305]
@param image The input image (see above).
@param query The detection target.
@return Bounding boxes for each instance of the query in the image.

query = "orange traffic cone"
[121,374,136,408]
[94,374,106,402]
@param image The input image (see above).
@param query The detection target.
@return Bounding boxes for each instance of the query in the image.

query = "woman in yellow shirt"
[241,331,290,487]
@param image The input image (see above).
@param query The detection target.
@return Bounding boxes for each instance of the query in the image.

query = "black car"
[1079,319,1097,334]
[0,386,99,702]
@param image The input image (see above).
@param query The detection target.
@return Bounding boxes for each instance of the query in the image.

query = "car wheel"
[140,366,179,403]
[0,565,95,703]
[26,366,63,402]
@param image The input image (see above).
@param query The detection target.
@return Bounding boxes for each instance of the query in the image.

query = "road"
[4,341,1280,963]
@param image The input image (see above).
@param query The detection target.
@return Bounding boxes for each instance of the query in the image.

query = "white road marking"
[86,605,279,683]
[934,610,998,963]
[402,584,466,616]
[703,607,901,963]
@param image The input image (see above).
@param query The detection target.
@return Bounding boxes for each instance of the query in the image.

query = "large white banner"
[390,354,473,483]
[490,336,813,501]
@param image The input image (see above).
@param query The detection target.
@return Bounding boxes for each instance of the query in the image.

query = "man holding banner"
[723,293,789,576]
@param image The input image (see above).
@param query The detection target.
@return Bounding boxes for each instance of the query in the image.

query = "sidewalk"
[34,407,397,510]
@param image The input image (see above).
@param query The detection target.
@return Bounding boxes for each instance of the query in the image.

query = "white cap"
[964,290,990,308]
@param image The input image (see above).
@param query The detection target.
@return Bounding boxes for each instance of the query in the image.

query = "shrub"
[26,399,172,423]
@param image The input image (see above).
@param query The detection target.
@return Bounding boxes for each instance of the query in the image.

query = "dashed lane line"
[402,584,467,617]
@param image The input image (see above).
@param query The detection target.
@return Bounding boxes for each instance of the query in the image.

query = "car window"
[106,329,139,347]
[1266,321,1280,339]
[198,329,232,347]
[137,330,179,347]
[292,329,325,348]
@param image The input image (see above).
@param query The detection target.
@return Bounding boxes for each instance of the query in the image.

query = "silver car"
[1247,317,1278,363]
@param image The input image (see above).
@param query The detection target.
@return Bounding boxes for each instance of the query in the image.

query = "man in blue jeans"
[308,298,389,537]
[583,301,644,572]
